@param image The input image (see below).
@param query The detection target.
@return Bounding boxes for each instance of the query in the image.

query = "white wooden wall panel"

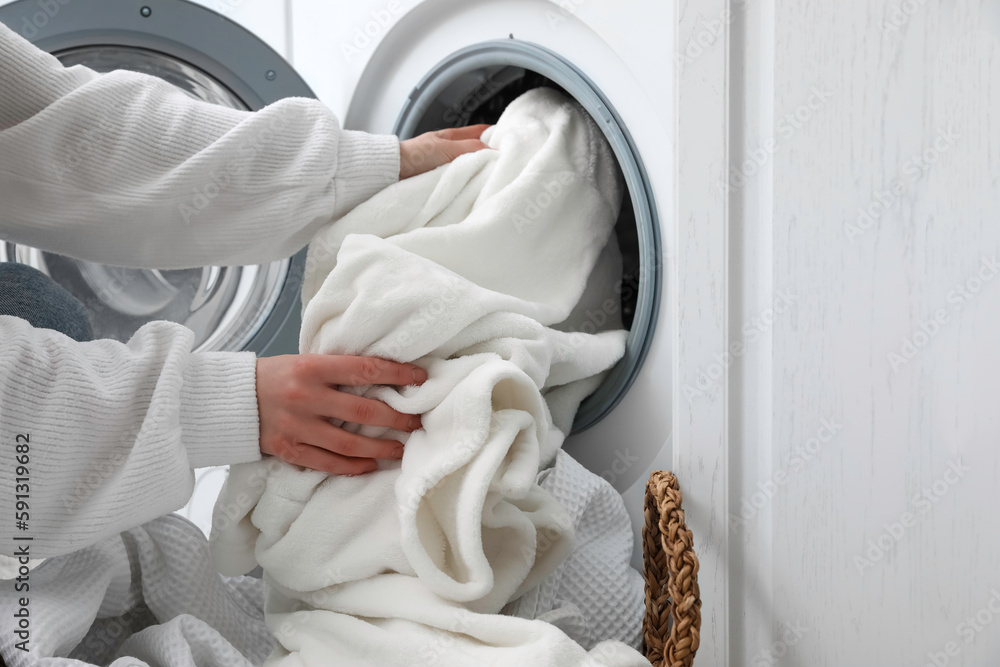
[673,0,731,665]
[728,0,776,664]
[717,1,1000,665]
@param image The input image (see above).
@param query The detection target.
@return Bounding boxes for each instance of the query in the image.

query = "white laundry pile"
[505,451,645,651]
[0,514,274,667]
[209,87,649,666]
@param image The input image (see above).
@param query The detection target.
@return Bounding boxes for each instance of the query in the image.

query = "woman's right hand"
[399,124,492,179]
[255,354,427,475]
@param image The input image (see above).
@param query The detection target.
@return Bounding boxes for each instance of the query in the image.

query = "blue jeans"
[0,262,94,342]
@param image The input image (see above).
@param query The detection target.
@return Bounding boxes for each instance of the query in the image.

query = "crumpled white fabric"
[0,459,645,667]
[0,514,272,667]
[505,449,645,651]
[208,87,649,667]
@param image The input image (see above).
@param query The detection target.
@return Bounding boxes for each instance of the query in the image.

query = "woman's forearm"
[0,21,400,270]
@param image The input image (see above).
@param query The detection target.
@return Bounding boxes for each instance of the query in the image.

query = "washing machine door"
[328,27,662,438]
[306,7,672,529]
[0,0,315,356]
[386,40,661,438]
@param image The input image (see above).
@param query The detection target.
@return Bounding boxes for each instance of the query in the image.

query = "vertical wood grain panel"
[673,0,731,664]
[728,0,779,664]
[756,0,1000,663]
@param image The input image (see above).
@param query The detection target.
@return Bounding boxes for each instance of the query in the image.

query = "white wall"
[684,0,1000,664]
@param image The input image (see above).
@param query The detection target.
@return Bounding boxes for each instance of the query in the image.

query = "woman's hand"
[399,124,491,179]
[255,354,427,475]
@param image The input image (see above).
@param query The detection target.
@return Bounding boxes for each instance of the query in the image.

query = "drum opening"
[394,41,661,433]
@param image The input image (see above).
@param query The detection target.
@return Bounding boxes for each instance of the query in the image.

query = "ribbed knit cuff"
[334,129,401,214]
[179,350,261,468]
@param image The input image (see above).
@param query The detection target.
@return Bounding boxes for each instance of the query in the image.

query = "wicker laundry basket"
[642,471,702,667]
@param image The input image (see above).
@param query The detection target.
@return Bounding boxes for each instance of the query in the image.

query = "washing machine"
[0,0,674,567]
[293,0,674,567]
[0,0,310,361]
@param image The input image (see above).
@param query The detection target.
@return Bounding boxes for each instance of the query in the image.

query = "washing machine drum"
[391,41,661,433]
[0,0,312,355]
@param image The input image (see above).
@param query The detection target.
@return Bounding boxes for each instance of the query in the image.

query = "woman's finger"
[303,417,407,462]
[446,138,491,161]
[274,441,380,476]
[311,354,428,387]
[325,390,422,432]
[438,124,491,140]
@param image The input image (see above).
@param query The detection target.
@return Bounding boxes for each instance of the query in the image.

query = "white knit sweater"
[0,21,401,560]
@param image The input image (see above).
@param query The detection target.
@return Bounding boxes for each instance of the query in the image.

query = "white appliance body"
[289,0,675,565]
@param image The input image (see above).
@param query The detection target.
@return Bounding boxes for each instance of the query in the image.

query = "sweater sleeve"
[0,315,262,559]
[0,21,401,270]
[0,21,400,557]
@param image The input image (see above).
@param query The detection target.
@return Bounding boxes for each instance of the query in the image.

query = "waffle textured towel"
[209,87,648,667]
[505,449,646,651]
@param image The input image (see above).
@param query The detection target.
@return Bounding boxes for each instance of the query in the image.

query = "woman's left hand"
[399,124,491,179]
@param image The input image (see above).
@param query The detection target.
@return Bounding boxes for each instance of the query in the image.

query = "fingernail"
[393,445,405,459]
[411,367,428,384]
[408,415,421,431]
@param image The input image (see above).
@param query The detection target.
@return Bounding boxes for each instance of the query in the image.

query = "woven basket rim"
[641,470,702,667]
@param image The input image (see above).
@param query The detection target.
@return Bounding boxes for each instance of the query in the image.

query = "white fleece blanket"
[209,88,649,667]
